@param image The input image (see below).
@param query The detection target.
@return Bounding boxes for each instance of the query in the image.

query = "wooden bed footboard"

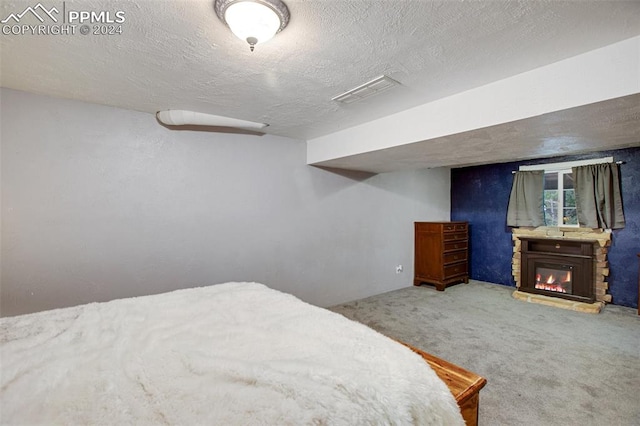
[399,342,487,426]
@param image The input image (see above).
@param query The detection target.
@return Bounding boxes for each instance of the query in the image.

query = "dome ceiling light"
[214,0,290,52]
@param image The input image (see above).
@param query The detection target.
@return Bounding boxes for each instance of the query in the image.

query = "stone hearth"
[512,289,603,313]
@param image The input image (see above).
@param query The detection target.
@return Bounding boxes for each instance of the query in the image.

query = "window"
[543,169,577,226]
[519,157,612,228]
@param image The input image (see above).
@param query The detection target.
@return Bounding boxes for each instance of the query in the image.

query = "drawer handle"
[555,244,561,249]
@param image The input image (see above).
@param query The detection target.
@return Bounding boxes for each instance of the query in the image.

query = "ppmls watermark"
[1,2,126,36]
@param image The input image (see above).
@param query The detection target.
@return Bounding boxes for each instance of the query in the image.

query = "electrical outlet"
[395,264,403,274]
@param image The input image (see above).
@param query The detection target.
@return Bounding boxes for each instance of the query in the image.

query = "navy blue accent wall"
[451,147,640,309]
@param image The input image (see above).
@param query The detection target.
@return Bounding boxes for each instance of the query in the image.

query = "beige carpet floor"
[329,280,640,425]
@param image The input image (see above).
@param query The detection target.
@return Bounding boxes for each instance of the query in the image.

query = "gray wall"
[0,88,451,317]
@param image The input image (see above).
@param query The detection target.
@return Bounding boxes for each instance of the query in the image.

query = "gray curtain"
[573,163,625,229]
[507,170,544,227]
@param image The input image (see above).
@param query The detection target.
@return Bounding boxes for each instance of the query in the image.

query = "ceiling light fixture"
[214,0,290,52]
[156,110,268,131]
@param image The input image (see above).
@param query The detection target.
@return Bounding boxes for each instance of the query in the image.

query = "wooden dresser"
[414,222,469,291]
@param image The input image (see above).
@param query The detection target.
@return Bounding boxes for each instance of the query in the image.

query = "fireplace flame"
[534,268,572,294]
[534,283,568,293]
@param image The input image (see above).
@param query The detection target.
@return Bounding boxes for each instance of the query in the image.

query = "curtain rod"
[511,161,625,174]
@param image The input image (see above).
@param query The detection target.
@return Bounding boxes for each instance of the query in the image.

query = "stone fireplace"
[511,227,612,312]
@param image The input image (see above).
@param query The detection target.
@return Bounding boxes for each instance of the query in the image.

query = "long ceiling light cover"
[156,110,268,130]
[214,0,290,51]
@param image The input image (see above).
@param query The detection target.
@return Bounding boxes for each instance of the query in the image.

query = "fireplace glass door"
[535,263,573,294]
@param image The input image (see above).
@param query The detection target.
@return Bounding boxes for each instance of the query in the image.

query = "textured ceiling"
[313,93,640,172]
[1,0,640,169]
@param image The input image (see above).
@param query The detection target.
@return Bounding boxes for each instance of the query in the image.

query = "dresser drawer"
[444,250,467,264]
[444,240,468,251]
[443,223,468,232]
[444,262,468,278]
[443,232,467,242]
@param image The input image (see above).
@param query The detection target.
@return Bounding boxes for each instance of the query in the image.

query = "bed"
[1,282,485,425]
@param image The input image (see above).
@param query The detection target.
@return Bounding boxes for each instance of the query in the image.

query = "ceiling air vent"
[332,75,400,104]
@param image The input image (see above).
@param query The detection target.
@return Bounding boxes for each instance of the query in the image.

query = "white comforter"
[1,282,463,425]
